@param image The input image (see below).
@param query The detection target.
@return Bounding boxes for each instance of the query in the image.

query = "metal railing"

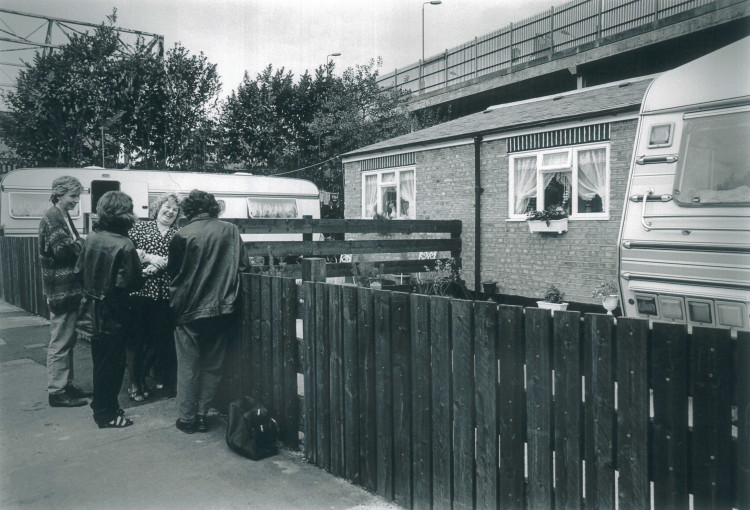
[378,0,735,94]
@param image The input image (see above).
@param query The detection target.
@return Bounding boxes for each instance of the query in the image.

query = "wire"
[269,154,340,177]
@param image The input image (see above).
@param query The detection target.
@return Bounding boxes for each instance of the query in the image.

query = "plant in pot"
[526,207,569,233]
[537,284,568,315]
[592,281,620,315]
[482,279,498,295]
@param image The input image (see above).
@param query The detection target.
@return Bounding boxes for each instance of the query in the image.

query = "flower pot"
[537,301,569,315]
[527,218,568,234]
[482,282,498,295]
[601,295,619,315]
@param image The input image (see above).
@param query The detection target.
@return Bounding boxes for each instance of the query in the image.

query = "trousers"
[90,330,127,425]
[47,308,78,394]
[174,315,233,422]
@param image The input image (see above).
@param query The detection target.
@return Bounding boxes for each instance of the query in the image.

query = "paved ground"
[0,300,397,510]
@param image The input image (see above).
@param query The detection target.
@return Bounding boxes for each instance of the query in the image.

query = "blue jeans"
[174,315,233,422]
[47,308,78,394]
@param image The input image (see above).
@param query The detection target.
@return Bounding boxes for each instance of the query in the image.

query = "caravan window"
[247,197,298,218]
[8,192,80,219]
[674,110,750,206]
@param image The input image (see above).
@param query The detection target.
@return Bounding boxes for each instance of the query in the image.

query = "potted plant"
[526,207,568,234]
[592,281,620,315]
[482,279,498,295]
[537,284,569,315]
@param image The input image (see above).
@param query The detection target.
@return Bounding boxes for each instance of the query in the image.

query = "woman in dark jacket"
[75,191,144,428]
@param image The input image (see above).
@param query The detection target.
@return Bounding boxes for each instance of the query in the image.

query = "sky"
[1,0,569,97]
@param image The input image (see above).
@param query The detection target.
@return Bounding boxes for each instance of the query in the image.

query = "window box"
[527,218,568,233]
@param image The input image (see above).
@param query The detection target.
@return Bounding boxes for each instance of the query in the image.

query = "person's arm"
[48,212,83,262]
[116,243,144,293]
[167,234,185,280]
[235,226,250,273]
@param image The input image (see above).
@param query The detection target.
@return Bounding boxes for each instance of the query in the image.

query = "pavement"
[0,300,397,510]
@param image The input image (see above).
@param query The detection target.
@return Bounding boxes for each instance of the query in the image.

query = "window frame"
[8,191,81,220]
[508,142,610,221]
[361,166,416,219]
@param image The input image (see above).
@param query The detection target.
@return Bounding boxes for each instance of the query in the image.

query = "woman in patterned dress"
[126,192,181,401]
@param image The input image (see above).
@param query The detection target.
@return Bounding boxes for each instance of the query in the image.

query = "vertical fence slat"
[690,326,733,509]
[391,292,412,509]
[553,310,583,510]
[282,278,299,447]
[474,300,499,509]
[651,322,689,509]
[328,284,344,477]
[452,299,475,510]
[342,285,360,483]
[272,277,284,420]
[616,317,650,509]
[357,287,377,492]
[249,275,262,400]
[526,307,554,509]
[737,331,750,510]
[584,314,616,509]
[314,282,331,471]
[430,296,452,510]
[260,276,274,412]
[411,293,431,510]
[374,289,394,501]
[497,305,525,509]
[303,281,317,463]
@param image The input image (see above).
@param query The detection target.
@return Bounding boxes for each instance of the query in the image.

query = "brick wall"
[343,118,637,302]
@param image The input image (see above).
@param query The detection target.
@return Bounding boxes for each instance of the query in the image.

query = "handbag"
[226,396,279,461]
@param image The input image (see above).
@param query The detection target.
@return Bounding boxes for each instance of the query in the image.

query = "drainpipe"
[474,135,483,292]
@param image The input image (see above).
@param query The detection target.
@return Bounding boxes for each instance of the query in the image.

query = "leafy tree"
[1,11,221,171]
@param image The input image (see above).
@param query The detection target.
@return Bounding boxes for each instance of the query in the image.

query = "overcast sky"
[2,0,570,96]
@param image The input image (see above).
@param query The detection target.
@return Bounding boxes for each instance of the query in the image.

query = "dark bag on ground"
[226,396,279,460]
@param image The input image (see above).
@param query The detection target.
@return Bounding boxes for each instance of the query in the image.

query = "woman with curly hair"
[127,192,181,401]
[75,191,143,428]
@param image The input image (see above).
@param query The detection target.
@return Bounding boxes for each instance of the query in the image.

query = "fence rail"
[379,0,736,95]
[227,274,749,510]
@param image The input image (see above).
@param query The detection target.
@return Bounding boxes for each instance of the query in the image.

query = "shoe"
[49,393,88,407]
[65,383,93,399]
[97,415,134,429]
[175,418,197,434]
[196,415,209,433]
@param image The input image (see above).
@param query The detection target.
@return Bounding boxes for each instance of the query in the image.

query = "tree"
[1,11,221,171]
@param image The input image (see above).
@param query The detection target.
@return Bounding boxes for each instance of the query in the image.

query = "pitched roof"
[343,76,653,158]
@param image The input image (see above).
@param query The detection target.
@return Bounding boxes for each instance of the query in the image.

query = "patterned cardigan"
[38,205,83,313]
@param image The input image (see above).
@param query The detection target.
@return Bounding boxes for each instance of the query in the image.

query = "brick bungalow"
[342,76,653,306]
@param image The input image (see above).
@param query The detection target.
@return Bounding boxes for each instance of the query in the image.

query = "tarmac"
[0,300,397,510]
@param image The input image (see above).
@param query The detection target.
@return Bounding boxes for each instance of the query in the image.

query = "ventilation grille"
[506,123,610,153]
[361,152,416,171]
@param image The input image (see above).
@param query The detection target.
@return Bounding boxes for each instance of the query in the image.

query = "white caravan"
[0,168,320,240]
[618,37,750,334]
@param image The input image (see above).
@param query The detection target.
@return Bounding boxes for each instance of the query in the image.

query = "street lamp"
[100,110,125,168]
[326,52,341,72]
[421,1,442,92]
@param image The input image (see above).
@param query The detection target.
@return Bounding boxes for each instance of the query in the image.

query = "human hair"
[95,191,137,234]
[149,192,181,222]
[50,176,83,204]
[180,189,220,220]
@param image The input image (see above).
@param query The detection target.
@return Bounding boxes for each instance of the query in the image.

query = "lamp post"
[421,0,442,92]
[100,110,125,168]
[326,52,341,75]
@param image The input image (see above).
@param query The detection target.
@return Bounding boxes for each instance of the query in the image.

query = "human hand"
[151,256,167,271]
[143,265,158,276]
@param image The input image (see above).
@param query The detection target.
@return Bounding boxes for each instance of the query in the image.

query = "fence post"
[302,258,327,282]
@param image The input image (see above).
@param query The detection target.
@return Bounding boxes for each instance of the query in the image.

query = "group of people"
[40,175,248,432]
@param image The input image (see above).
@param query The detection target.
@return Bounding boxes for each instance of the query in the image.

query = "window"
[247,197,298,218]
[9,192,80,219]
[674,110,750,206]
[509,144,609,219]
[362,167,415,219]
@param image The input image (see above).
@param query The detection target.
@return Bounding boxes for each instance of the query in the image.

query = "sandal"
[129,391,147,402]
[98,415,134,429]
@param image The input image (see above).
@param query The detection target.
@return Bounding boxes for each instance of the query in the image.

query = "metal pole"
[101,126,105,168]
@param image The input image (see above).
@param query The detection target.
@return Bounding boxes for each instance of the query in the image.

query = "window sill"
[506,215,610,222]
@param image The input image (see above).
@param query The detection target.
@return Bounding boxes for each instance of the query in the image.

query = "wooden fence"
[0,236,48,318]
[228,274,749,510]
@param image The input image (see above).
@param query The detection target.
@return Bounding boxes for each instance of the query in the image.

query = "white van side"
[0,168,321,240]
[618,37,750,334]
